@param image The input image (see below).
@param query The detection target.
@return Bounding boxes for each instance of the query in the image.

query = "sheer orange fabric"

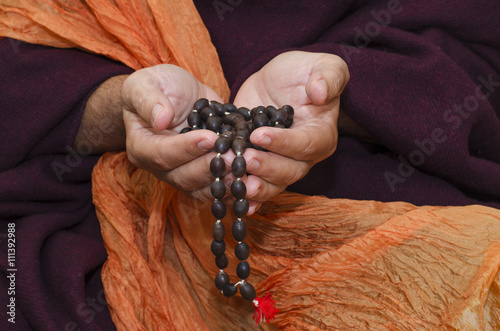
[0,0,230,100]
[92,152,500,330]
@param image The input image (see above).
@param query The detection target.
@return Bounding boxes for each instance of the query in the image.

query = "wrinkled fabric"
[93,152,500,330]
[0,0,229,100]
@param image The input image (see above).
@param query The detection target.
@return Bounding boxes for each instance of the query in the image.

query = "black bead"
[247,121,255,133]
[213,102,225,117]
[232,155,246,178]
[221,129,235,140]
[210,156,225,178]
[237,261,250,279]
[193,98,209,111]
[234,198,249,218]
[232,220,247,241]
[223,283,238,297]
[215,254,229,269]
[206,115,222,133]
[223,103,238,113]
[232,137,247,155]
[282,104,294,116]
[215,271,229,290]
[187,112,201,128]
[220,124,233,134]
[231,180,246,199]
[235,129,250,142]
[237,107,252,121]
[251,106,265,118]
[265,105,277,118]
[271,108,287,123]
[234,120,248,131]
[211,200,227,219]
[211,239,226,256]
[180,127,191,134]
[223,113,241,125]
[211,180,226,199]
[215,136,231,154]
[201,106,215,121]
[212,221,225,242]
[235,242,250,260]
[239,282,256,301]
[253,112,270,128]
[284,116,293,128]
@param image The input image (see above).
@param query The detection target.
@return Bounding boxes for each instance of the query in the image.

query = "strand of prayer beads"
[181,98,293,324]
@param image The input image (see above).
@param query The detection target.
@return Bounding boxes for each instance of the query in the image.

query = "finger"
[122,73,178,131]
[243,174,288,203]
[243,148,311,186]
[250,120,337,162]
[124,112,218,171]
[306,55,350,106]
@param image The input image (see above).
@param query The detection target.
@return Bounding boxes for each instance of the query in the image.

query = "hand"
[232,51,350,213]
[122,64,224,198]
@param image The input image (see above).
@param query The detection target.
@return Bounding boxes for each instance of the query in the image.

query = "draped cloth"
[2,0,500,330]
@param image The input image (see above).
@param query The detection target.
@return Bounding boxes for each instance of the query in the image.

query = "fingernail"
[255,134,271,147]
[197,139,213,151]
[245,158,260,173]
[152,104,164,129]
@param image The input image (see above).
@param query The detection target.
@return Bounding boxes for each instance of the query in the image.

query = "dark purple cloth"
[1,0,500,329]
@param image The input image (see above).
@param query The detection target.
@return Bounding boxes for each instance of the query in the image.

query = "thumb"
[122,75,175,131]
[305,55,350,106]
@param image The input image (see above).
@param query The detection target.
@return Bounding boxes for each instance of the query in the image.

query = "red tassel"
[252,293,278,326]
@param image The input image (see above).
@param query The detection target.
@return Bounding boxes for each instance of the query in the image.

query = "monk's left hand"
[232,51,349,213]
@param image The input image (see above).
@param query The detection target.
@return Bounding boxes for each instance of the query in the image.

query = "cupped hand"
[232,51,350,213]
[122,64,224,199]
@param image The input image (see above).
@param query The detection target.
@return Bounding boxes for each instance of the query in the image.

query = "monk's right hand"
[122,64,224,200]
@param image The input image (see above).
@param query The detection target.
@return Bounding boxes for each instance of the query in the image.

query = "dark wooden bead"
[215,271,229,290]
[239,282,256,301]
[220,124,233,134]
[213,102,225,117]
[187,112,201,128]
[211,239,226,256]
[271,108,287,123]
[284,116,294,128]
[193,98,209,111]
[232,220,247,241]
[247,121,255,133]
[237,107,252,121]
[215,136,231,154]
[231,180,246,199]
[211,180,226,199]
[212,221,225,242]
[223,103,237,113]
[274,123,285,128]
[234,120,248,131]
[282,104,294,116]
[235,242,250,260]
[210,156,225,178]
[237,261,250,279]
[180,127,191,134]
[206,115,222,133]
[199,120,207,130]
[223,283,238,297]
[251,106,265,118]
[234,198,249,218]
[221,129,235,140]
[215,254,228,269]
[253,112,270,128]
[211,200,227,219]
[201,106,215,121]
[232,155,246,178]
[266,105,277,118]
[231,137,247,155]
[222,113,240,125]
[235,129,250,142]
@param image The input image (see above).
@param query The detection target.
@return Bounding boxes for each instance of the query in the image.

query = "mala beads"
[181,98,293,323]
